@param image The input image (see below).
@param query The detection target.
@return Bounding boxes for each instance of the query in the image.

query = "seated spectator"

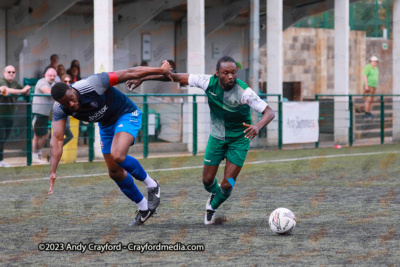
[31,68,57,164]
[0,65,30,167]
[67,60,81,81]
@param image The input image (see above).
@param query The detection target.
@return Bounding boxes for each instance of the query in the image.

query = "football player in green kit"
[127,57,275,224]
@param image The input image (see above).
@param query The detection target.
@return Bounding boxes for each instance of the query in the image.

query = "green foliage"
[294,0,392,38]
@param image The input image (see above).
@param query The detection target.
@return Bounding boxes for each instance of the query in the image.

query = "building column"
[93,0,113,158]
[266,0,283,147]
[249,0,260,90]
[333,0,350,145]
[187,0,209,152]
[393,0,400,142]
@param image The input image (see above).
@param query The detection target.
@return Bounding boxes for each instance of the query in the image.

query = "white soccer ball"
[269,207,297,234]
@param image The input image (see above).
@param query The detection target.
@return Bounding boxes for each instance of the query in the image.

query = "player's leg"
[102,127,154,225]
[209,137,250,213]
[203,165,219,193]
[110,111,160,210]
[111,132,157,188]
[102,111,159,225]
[104,153,144,201]
[110,131,159,225]
[203,136,227,224]
[209,160,242,211]
[203,136,226,192]
[103,153,151,226]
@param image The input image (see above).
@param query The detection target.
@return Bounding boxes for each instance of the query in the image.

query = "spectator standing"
[67,60,81,82]
[44,54,61,82]
[363,56,379,119]
[31,68,57,164]
[57,64,66,78]
[0,65,30,167]
[68,66,80,83]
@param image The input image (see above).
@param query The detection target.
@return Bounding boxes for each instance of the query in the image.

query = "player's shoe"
[129,209,156,226]
[204,192,216,225]
[147,181,160,211]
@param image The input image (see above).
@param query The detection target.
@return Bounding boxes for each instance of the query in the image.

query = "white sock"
[143,174,157,188]
[37,149,43,155]
[33,153,38,158]
[137,197,148,211]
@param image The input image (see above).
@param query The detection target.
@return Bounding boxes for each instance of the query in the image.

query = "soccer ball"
[269,208,296,234]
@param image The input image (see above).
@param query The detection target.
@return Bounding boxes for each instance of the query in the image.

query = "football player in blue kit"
[48,62,172,226]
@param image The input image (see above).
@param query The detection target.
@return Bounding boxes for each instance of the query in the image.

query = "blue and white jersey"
[52,72,138,126]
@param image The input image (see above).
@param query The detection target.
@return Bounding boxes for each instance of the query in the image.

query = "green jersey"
[363,63,379,87]
[188,74,268,140]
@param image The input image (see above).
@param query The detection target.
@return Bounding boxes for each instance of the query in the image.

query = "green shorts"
[204,135,250,168]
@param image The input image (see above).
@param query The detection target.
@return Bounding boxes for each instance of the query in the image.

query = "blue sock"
[118,155,147,181]
[116,173,144,203]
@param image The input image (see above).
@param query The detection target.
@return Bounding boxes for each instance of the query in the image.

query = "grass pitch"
[0,144,399,266]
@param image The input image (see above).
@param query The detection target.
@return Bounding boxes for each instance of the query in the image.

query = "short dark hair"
[51,82,70,100]
[50,54,59,61]
[216,56,236,71]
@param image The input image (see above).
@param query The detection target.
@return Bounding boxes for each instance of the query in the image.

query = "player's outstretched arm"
[126,73,190,91]
[48,119,66,195]
[114,60,174,84]
[244,106,275,140]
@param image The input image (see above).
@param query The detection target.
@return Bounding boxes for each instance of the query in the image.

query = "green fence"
[315,94,399,148]
[1,93,281,166]
[4,92,398,166]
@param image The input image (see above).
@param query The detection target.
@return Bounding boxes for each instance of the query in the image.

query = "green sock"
[204,178,219,193]
[211,186,232,210]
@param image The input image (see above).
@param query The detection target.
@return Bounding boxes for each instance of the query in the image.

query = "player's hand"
[126,79,143,91]
[161,60,173,81]
[48,172,56,195]
[365,85,369,91]
[243,122,260,140]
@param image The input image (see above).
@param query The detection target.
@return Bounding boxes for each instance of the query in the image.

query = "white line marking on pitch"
[0,151,398,185]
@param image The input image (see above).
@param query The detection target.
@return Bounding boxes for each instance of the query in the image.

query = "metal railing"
[315,94,400,148]
[2,93,281,166]
[3,92,399,166]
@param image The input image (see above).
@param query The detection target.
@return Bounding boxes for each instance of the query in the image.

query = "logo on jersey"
[88,105,108,121]
[90,101,98,108]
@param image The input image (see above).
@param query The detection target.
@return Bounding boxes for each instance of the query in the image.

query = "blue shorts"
[99,110,142,154]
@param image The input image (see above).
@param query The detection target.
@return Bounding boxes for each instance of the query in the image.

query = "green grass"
[0,144,399,266]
